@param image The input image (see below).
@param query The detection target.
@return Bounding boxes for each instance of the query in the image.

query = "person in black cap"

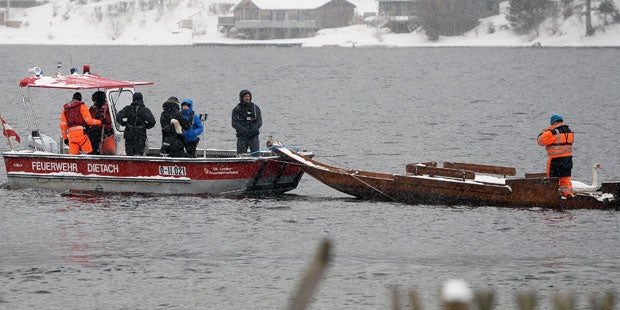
[117,92,156,156]
[160,96,190,157]
[60,91,102,154]
[232,89,262,155]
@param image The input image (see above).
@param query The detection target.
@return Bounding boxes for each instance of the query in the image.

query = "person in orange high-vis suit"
[537,113,575,198]
[60,92,102,154]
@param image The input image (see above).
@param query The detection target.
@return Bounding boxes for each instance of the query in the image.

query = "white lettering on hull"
[87,163,120,173]
[204,167,239,175]
[31,161,78,172]
[159,166,187,176]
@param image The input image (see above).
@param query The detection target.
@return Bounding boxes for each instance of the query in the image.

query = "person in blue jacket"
[180,98,203,157]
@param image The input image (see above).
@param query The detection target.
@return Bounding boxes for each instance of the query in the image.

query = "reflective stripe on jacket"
[60,100,102,139]
[537,122,573,158]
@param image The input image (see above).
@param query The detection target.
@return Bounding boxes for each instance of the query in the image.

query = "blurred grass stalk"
[287,238,331,310]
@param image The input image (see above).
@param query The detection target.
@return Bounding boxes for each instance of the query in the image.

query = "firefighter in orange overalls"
[537,113,575,198]
[60,92,102,155]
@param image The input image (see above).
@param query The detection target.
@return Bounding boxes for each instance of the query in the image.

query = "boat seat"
[406,163,475,180]
[443,162,516,177]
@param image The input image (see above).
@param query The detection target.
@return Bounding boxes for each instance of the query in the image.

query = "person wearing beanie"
[537,113,575,198]
[231,89,262,155]
[86,91,114,155]
[160,96,190,157]
[180,98,204,158]
[60,91,103,154]
[117,92,156,156]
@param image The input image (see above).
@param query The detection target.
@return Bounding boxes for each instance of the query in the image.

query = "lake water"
[0,45,618,309]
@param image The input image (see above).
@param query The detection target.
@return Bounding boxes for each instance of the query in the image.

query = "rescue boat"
[2,64,312,196]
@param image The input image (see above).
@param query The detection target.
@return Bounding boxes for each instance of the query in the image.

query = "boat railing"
[146,147,277,158]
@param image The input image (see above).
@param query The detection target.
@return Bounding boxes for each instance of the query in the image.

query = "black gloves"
[63,139,69,145]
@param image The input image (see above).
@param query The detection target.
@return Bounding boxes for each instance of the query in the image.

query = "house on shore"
[377,0,500,33]
[218,0,356,39]
[0,0,48,26]
[0,0,47,8]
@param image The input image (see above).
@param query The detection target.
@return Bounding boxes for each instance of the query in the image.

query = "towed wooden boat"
[275,148,619,210]
[2,64,311,196]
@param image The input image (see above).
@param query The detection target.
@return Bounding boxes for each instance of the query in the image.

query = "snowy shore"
[1,0,619,47]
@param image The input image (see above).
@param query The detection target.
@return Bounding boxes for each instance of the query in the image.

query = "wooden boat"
[274,148,620,210]
[2,64,312,196]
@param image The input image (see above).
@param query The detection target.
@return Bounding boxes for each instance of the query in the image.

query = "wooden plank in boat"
[443,162,516,176]
[406,164,475,180]
[601,182,620,195]
[524,172,547,178]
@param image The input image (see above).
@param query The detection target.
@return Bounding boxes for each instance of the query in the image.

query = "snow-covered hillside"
[0,0,619,46]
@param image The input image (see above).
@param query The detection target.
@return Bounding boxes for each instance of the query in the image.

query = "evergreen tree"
[505,0,556,35]
[599,0,620,25]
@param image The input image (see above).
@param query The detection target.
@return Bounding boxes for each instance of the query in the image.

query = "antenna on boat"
[56,61,63,77]
[199,113,208,158]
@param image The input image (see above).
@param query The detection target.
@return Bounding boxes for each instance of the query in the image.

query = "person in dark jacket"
[231,89,262,155]
[160,96,190,157]
[117,92,156,156]
[180,98,204,158]
[86,91,113,155]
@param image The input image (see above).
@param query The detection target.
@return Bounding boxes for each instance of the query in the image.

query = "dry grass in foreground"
[288,239,616,310]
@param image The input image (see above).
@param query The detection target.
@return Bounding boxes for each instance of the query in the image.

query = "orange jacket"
[60,100,102,139]
[537,122,574,158]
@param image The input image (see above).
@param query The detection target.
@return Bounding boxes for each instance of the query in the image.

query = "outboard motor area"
[28,132,59,153]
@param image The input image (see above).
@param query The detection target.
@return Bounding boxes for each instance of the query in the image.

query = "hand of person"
[64,139,69,145]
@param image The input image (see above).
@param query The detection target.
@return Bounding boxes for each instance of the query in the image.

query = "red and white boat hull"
[3,151,307,195]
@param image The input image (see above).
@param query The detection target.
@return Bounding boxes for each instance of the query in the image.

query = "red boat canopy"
[19,73,154,90]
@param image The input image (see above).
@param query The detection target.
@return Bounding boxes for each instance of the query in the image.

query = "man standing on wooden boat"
[117,92,156,156]
[60,92,103,155]
[232,89,262,155]
[537,113,575,198]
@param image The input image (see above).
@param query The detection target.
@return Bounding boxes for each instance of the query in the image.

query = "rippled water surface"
[0,46,619,309]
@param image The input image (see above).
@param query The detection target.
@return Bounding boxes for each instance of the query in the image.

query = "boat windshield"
[108,89,134,133]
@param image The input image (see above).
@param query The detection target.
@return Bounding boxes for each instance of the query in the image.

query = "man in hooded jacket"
[117,92,156,156]
[232,89,262,155]
[180,98,204,158]
[160,96,190,157]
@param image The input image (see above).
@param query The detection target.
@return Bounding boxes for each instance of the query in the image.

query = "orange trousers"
[67,129,93,155]
[558,177,574,197]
